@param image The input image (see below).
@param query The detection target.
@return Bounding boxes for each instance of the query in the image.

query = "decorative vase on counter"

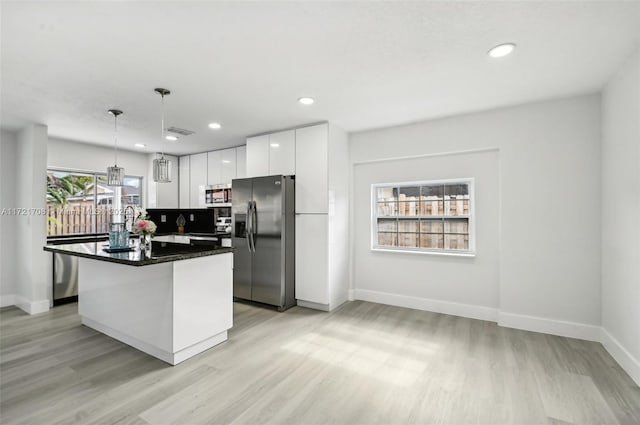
[141,234,152,255]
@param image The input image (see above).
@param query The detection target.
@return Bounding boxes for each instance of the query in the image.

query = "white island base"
[78,253,232,365]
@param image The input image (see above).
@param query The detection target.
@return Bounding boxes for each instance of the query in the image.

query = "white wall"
[350,94,602,336]
[601,48,640,385]
[0,130,18,307]
[352,150,499,320]
[47,137,151,207]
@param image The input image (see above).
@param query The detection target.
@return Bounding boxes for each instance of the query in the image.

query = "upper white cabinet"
[179,146,245,208]
[207,150,222,185]
[246,135,269,177]
[209,147,240,186]
[295,124,328,213]
[189,153,208,208]
[220,148,237,184]
[268,130,295,175]
[246,131,295,177]
[179,155,190,208]
[236,146,246,179]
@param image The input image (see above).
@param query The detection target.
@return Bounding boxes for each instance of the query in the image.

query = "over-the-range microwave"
[199,184,232,207]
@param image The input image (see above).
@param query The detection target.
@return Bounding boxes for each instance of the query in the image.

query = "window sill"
[371,247,476,258]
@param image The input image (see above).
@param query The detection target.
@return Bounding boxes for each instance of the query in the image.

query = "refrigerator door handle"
[246,201,253,253]
[251,200,258,252]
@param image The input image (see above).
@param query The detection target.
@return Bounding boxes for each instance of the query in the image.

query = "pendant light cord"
[160,93,165,160]
[114,114,118,166]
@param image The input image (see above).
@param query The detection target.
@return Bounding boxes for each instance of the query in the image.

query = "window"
[47,169,143,236]
[372,179,474,255]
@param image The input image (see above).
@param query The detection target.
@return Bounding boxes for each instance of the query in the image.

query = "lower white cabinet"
[295,214,329,305]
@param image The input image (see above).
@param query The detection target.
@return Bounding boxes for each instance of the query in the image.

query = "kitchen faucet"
[124,206,135,232]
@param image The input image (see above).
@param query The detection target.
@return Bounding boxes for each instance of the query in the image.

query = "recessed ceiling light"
[165,135,178,141]
[298,97,314,105]
[270,143,280,148]
[488,43,516,58]
[222,160,231,164]
[208,122,222,129]
[134,143,146,148]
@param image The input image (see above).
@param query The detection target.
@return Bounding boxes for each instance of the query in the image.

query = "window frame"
[370,178,476,257]
[46,167,144,237]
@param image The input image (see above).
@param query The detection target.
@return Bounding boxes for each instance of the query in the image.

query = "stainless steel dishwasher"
[53,252,79,305]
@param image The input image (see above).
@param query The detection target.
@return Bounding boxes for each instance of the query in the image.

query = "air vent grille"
[167,126,195,136]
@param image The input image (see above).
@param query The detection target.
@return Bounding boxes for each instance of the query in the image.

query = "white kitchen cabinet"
[189,153,207,208]
[207,150,222,185]
[236,145,246,179]
[179,155,190,208]
[268,130,295,175]
[294,123,349,312]
[220,148,237,185]
[246,135,269,177]
[295,124,328,213]
[295,214,329,305]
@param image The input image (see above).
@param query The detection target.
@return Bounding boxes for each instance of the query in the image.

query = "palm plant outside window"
[46,169,142,236]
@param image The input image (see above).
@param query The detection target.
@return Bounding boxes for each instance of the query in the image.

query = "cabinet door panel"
[207,151,222,185]
[295,124,328,213]
[179,155,190,208]
[189,153,208,208]
[268,130,295,175]
[236,146,247,179]
[295,214,329,304]
[246,135,269,177]
[220,148,237,185]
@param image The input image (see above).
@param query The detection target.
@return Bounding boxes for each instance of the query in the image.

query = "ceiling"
[1,1,639,156]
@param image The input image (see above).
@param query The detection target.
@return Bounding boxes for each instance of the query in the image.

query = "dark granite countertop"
[43,241,233,267]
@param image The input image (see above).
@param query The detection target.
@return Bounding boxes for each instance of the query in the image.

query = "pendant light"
[153,88,172,183]
[107,109,124,186]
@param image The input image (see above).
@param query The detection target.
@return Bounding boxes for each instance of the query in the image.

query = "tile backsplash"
[147,208,219,234]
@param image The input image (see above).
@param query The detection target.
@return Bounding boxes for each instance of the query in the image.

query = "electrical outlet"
[161,215,167,223]
[190,214,195,222]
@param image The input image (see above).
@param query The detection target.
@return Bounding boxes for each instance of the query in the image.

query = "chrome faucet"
[124,206,135,232]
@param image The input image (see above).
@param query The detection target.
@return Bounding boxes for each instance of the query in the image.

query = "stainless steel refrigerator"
[232,175,296,311]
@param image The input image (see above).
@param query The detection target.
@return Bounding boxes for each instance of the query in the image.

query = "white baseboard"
[0,294,16,308]
[15,296,50,315]
[297,299,331,312]
[347,289,355,301]
[600,328,640,386]
[353,289,498,322]
[497,311,601,342]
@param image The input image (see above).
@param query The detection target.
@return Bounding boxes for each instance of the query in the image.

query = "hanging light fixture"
[153,88,172,183]
[107,109,124,186]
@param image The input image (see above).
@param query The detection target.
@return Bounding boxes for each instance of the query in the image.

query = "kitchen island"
[43,241,233,365]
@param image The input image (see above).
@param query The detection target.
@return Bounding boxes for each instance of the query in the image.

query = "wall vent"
[167,126,195,136]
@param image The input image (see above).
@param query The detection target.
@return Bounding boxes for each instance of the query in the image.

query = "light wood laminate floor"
[1,301,639,425]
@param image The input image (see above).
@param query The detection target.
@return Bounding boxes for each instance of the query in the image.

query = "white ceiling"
[1,1,639,156]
